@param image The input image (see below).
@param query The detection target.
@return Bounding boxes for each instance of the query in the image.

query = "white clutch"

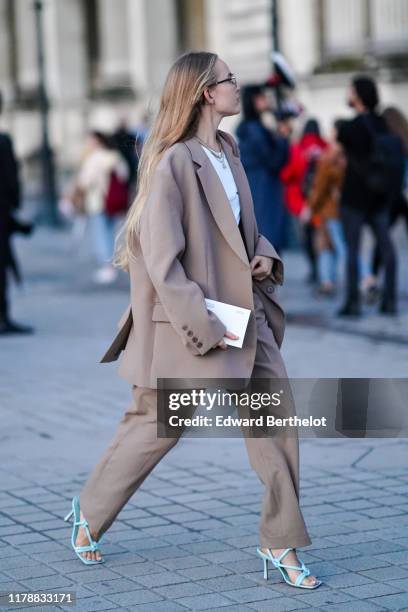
[205,298,251,348]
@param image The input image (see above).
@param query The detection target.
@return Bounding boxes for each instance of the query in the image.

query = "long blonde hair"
[114,51,218,270]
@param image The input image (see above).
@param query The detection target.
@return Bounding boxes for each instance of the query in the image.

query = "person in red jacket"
[280,141,306,217]
[281,118,327,283]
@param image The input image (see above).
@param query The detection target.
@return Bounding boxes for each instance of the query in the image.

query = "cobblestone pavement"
[0,219,407,611]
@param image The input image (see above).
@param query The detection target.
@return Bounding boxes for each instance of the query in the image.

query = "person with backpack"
[337,76,404,316]
[370,106,408,280]
[76,131,129,284]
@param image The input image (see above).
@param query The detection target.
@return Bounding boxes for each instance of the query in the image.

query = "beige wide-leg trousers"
[80,291,312,549]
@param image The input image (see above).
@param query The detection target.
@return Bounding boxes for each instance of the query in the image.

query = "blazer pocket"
[152,303,170,322]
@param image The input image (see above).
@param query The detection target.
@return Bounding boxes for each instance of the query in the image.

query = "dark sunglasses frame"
[215,75,238,87]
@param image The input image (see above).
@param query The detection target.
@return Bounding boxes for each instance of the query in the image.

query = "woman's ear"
[202,87,215,105]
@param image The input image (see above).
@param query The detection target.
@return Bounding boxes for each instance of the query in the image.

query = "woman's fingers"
[212,339,227,349]
[250,256,273,279]
[250,256,263,271]
[252,260,272,280]
[251,263,267,275]
[213,330,239,350]
[224,330,239,340]
[252,269,268,280]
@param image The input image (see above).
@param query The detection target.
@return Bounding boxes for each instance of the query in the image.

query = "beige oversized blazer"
[101,129,286,389]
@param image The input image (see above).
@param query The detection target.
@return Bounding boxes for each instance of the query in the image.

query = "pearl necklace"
[197,136,227,169]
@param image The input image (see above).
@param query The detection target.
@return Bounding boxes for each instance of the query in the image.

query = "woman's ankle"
[79,512,99,541]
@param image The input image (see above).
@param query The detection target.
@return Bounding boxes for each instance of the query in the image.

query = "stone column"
[205,0,228,58]
[14,0,39,91]
[278,0,320,76]
[0,0,13,99]
[144,0,179,94]
[371,0,408,54]
[323,0,365,56]
[205,0,272,82]
[97,0,130,87]
[126,0,149,94]
[43,0,88,102]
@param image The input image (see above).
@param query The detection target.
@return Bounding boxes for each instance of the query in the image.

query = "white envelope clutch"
[205,298,251,348]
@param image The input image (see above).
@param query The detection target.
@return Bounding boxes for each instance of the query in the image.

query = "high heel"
[262,555,269,580]
[64,509,74,522]
[64,496,104,565]
[256,547,322,589]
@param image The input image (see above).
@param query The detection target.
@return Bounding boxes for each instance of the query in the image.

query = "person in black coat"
[371,106,408,278]
[337,76,403,316]
[0,93,33,334]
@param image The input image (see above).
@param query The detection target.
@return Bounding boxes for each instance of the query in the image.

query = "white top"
[201,145,241,225]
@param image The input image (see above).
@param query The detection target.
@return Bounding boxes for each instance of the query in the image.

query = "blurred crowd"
[60,119,148,284]
[237,75,407,317]
[1,74,407,336]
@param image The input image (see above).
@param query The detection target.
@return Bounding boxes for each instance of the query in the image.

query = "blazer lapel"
[219,133,255,259]
[184,135,250,266]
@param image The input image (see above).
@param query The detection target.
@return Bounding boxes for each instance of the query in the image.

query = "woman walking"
[65,52,321,590]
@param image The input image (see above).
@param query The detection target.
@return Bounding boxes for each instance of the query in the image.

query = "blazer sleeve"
[254,233,284,285]
[139,161,227,357]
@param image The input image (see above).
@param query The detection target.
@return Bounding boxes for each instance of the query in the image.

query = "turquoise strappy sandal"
[256,547,322,589]
[64,496,104,565]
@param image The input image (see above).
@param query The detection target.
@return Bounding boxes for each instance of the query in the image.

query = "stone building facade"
[0,0,407,171]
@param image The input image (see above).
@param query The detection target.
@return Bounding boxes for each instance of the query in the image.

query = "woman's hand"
[212,330,239,350]
[250,255,273,281]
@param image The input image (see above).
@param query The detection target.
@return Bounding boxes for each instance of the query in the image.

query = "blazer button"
[182,325,188,331]
[267,286,274,293]
[197,342,203,348]
[192,337,198,343]
[187,330,193,337]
